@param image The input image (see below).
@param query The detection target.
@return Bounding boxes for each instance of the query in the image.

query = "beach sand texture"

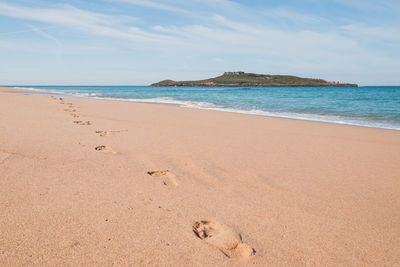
[1,87,399,266]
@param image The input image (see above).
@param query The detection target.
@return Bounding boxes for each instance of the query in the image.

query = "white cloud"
[114,0,241,13]
[341,24,400,40]
[0,2,182,44]
[27,25,61,47]
[190,0,241,9]
[260,8,327,25]
[114,0,188,14]
[0,3,111,27]
[0,25,57,36]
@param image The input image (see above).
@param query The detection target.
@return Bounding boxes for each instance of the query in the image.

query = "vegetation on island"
[151,72,358,87]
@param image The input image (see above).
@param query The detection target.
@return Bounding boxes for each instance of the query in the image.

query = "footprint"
[147,170,178,186]
[193,221,255,259]
[95,130,127,137]
[73,121,91,125]
[94,145,116,154]
[64,109,76,112]
[96,130,110,137]
[71,114,80,118]
[95,145,107,151]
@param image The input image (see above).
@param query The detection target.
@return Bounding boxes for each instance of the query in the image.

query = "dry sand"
[0,87,399,266]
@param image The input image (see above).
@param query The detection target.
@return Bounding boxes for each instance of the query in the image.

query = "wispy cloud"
[115,0,189,14]
[260,8,328,25]
[334,0,399,13]
[0,2,180,44]
[27,25,61,47]
[341,24,400,40]
[190,0,241,9]
[114,0,241,13]
[0,3,113,28]
[0,25,57,36]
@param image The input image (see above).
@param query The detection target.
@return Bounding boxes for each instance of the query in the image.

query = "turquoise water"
[11,85,400,130]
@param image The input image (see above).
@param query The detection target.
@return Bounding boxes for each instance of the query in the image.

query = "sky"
[0,0,399,85]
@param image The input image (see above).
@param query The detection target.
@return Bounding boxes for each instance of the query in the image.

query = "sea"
[10,85,400,131]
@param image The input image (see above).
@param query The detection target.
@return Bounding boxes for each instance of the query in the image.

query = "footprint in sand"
[193,220,255,259]
[74,120,91,125]
[71,114,80,118]
[147,170,178,186]
[96,130,110,137]
[64,109,76,112]
[94,145,116,154]
[95,145,106,151]
[95,130,127,137]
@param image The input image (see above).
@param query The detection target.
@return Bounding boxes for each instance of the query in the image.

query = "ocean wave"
[123,97,219,108]
[12,86,50,92]
[206,107,400,130]
[12,86,63,95]
[70,92,101,97]
[13,87,103,98]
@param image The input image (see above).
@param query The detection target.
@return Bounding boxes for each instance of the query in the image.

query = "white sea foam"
[71,92,100,97]
[122,97,218,108]
[12,86,61,94]
[12,86,49,92]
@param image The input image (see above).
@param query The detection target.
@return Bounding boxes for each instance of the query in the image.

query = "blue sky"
[0,0,399,85]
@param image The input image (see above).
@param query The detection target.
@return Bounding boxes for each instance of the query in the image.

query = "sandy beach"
[0,86,399,266]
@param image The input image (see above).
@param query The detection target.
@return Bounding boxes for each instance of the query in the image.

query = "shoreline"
[1,87,400,266]
[5,86,400,132]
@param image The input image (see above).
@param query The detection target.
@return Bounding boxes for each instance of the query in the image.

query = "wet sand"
[0,87,399,266]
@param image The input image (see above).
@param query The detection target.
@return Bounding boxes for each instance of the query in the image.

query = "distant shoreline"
[152,83,358,87]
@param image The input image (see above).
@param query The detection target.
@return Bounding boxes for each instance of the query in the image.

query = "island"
[151,72,358,87]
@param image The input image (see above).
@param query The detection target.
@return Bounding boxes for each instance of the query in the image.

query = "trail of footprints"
[54,96,256,261]
[56,97,116,153]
